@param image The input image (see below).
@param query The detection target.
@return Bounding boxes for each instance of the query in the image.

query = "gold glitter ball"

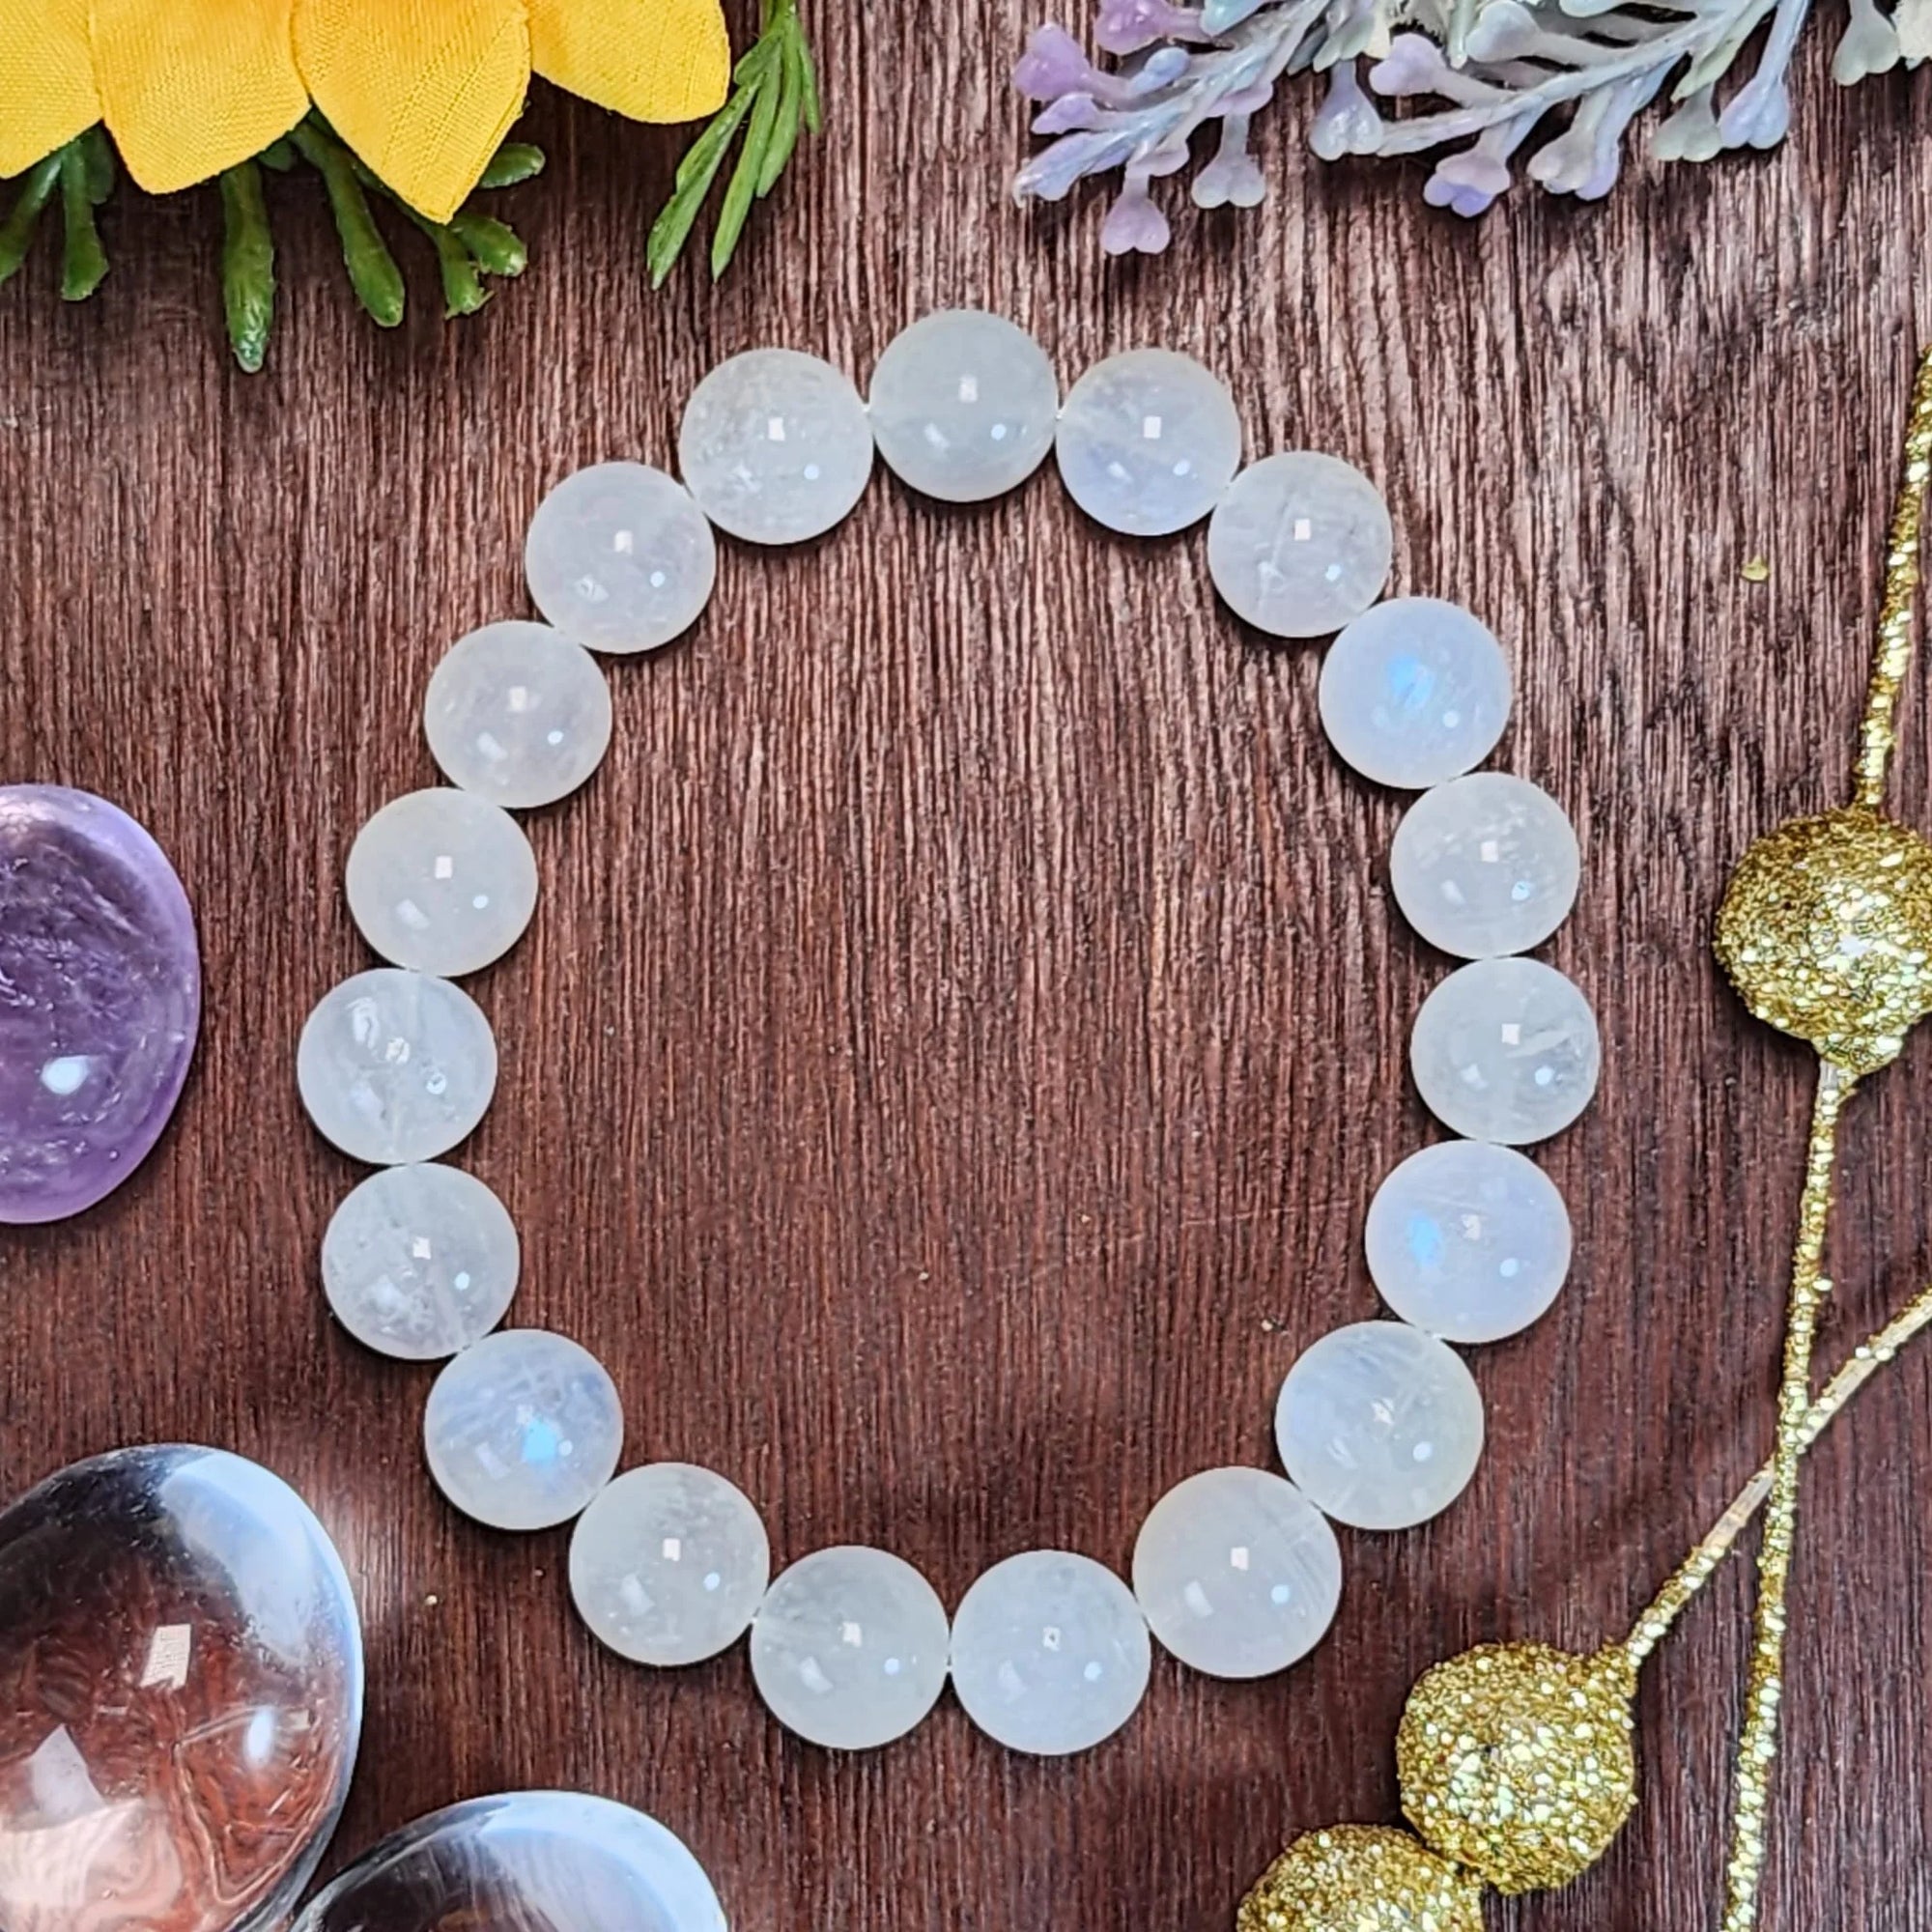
[1714,805,1932,1074]
[1396,1641,1638,1895]
[1236,1826,1486,1932]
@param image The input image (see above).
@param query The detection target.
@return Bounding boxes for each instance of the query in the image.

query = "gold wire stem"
[1624,1273,1932,1666]
[1719,1058,1855,1932]
[1854,345,1932,808]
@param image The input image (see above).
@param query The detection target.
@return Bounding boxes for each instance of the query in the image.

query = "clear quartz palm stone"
[867,309,1060,503]
[0,786,200,1225]
[524,466,718,656]
[1409,957,1602,1145]
[297,969,497,1166]
[0,1445,363,1932]
[1055,348,1241,536]
[678,349,874,545]
[290,1791,726,1932]
[1208,451,1393,638]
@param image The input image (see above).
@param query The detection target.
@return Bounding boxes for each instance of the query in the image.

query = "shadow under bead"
[1714,804,1932,1076]
[1395,1642,1639,1895]
[1236,1826,1487,1932]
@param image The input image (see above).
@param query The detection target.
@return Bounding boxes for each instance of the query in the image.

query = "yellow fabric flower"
[0,0,730,219]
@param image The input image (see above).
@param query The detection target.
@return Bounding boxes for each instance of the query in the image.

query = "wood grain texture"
[2,11,1930,1928]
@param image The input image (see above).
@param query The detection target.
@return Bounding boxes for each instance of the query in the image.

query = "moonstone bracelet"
[298,307,1600,1765]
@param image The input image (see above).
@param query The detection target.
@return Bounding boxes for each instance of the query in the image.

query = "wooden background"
[2,8,1929,1928]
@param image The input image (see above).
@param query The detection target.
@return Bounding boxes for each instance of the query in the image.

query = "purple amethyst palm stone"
[0,786,200,1223]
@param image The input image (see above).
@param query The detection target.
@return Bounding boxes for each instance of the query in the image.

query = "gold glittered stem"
[1719,1056,1855,1932]
[1624,1273,1932,1666]
[1854,344,1932,809]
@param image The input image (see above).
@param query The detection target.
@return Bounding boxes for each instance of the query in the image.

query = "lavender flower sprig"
[1012,0,1927,243]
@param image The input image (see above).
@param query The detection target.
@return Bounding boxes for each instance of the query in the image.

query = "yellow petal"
[90,0,306,194]
[0,0,100,177]
[528,0,728,124]
[296,0,529,222]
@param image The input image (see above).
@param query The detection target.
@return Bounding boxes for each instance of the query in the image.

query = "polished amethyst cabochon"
[0,785,201,1223]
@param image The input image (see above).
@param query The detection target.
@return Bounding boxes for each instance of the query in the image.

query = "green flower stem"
[219,160,275,373]
[288,118,405,327]
[0,152,63,286]
[57,140,108,300]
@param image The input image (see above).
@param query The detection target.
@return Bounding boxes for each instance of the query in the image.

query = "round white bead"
[868,309,1059,503]
[423,1329,624,1532]
[1131,1467,1342,1680]
[322,1162,520,1360]
[569,1463,771,1667]
[1410,957,1602,1145]
[1319,598,1512,787]
[751,1547,949,1750]
[298,968,497,1165]
[345,788,539,979]
[1365,1141,1573,1344]
[525,463,718,655]
[678,349,873,545]
[1390,773,1579,960]
[949,1550,1151,1756]
[423,621,613,809]
[1274,1321,1485,1530]
[1055,348,1241,536]
[1208,451,1393,638]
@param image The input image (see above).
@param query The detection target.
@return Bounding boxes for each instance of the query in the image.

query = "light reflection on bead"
[424,1330,624,1532]
[1365,1141,1572,1344]
[570,1463,770,1666]
[1410,957,1602,1145]
[1390,774,1580,960]
[1132,1467,1343,1679]
[1208,451,1393,638]
[678,349,873,545]
[1320,598,1512,788]
[345,788,539,980]
[1274,1321,1486,1530]
[1056,348,1241,536]
[424,622,612,808]
[525,464,718,655]
[868,309,1059,503]
[751,1547,950,1750]
[298,968,497,1166]
[950,1549,1151,1755]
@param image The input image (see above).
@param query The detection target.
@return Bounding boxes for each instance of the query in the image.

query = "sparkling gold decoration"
[1237,1827,1486,1932]
[1395,1641,1638,1893]
[1714,807,1932,1075]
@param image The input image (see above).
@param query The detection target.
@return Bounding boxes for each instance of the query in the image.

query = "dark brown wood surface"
[3,11,1930,1929]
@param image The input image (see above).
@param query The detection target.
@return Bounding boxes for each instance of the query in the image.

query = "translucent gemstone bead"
[525,463,718,655]
[1208,451,1393,638]
[1319,598,1512,787]
[1410,957,1602,1145]
[345,788,539,979]
[569,1463,770,1666]
[1131,1468,1343,1680]
[424,621,613,808]
[1055,348,1241,536]
[1390,774,1580,959]
[1365,1142,1573,1344]
[1274,1321,1486,1530]
[424,1330,625,1532]
[949,1550,1151,1756]
[322,1162,521,1360]
[298,968,497,1165]
[678,349,873,545]
[867,309,1059,503]
[0,785,200,1225]
[750,1547,949,1750]
[291,1791,726,1932]
[0,1445,362,1932]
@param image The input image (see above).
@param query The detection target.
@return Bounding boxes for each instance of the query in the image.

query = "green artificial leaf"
[647,85,753,287]
[478,143,545,188]
[57,141,108,300]
[0,153,63,288]
[219,160,275,373]
[712,52,782,278]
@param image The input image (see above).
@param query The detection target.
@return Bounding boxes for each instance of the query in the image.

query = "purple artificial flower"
[1094,0,1209,54]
